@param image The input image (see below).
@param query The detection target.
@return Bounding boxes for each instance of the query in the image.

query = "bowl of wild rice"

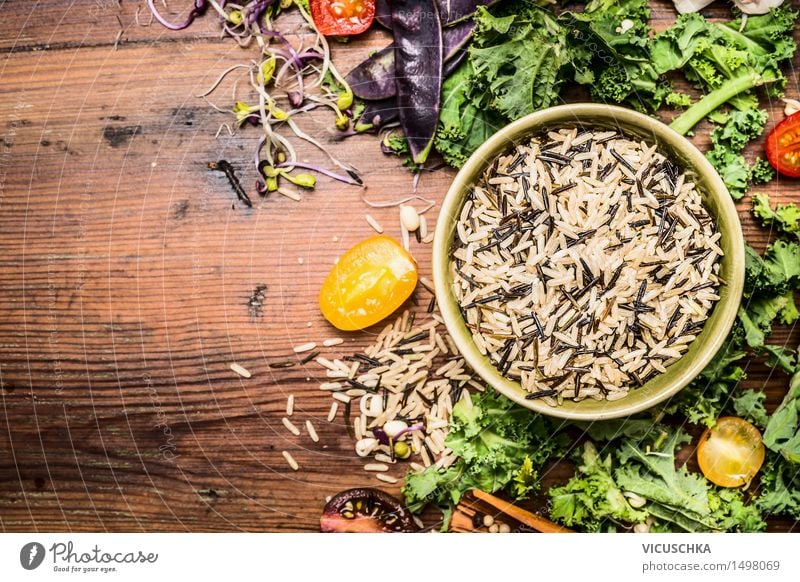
[433,104,744,420]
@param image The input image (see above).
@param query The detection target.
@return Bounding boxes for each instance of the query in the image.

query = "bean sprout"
[149,0,362,199]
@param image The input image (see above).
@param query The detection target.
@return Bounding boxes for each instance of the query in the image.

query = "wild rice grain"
[277,188,301,202]
[316,357,337,370]
[452,129,722,404]
[419,277,435,294]
[315,310,476,475]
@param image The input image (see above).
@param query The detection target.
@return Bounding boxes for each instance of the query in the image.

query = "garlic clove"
[671,0,715,14]
[399,205,420,232]
[382,419,408,439]
[733,0,785,15]
[782,98,800,117]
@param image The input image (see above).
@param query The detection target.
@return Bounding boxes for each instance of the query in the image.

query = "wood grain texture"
[0,0,798,532]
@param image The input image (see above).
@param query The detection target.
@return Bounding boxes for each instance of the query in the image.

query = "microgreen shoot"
[150,0,362,198]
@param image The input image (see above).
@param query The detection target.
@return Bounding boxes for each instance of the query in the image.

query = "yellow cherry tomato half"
[319,235,418,331]
[696,417,765,488]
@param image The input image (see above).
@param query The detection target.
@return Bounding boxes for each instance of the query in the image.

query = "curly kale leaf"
[549,441,647,532]
[615,427,764,532]
[763,367,800,464]
[753,193,800,238]
[563,0,664,110]
[732,389,769,429]
[661,7,799,135]
[756,364,800,520]
[469,5,567,120]
[757,453,800,520]
[705,108,770,199]
[616,428,710,516]
[402,390,567,520]
[434,62,505,168]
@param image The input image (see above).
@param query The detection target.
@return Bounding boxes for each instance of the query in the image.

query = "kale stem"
[669,72,761,136]
[712,23,768,58]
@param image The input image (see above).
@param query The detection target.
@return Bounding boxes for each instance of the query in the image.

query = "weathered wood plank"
[0,0,798,532]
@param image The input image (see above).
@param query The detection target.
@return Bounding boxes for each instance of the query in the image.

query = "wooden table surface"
[0,0,798,532]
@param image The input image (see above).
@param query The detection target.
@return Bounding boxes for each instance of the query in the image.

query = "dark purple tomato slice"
[320,488,419,533]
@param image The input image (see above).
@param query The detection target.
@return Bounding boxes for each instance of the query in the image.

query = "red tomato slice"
[766,111,800,178]
[310,0,375,36]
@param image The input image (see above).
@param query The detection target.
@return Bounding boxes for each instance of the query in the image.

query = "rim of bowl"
[433,104,745,420]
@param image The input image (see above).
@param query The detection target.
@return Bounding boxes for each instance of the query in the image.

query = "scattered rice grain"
[286,394,294,416]
[293,342,317,353]
[282,417,301,436]
[365,213,384,233]
[305,420,319,443]
[230,363,251,378]
[327,401,339,422]
[282,450,299,471]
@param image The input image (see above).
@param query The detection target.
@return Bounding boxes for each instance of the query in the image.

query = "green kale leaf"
[548,441,647,532]
[434,62,506,168]
[711,109,768,151]
[732,389,769,429]
[706,146,751,200]
[753,192,800,238]
[616,428,710,516]
[750,158,776,185]
[705,108,770,199]
[757,453,800,520]
[615,427,764,532]
[756,363,800,520]
[763,367,800,464]
[469,5,567,120]
[562,0,663,110]
[402,390,567,522]
[661,7,799,135]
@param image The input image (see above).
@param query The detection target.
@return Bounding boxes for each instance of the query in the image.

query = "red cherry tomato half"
[766,111,800,178]
[310,0,375,36]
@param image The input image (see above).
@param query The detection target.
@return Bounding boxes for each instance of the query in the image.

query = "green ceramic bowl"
[433,104,744,420]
